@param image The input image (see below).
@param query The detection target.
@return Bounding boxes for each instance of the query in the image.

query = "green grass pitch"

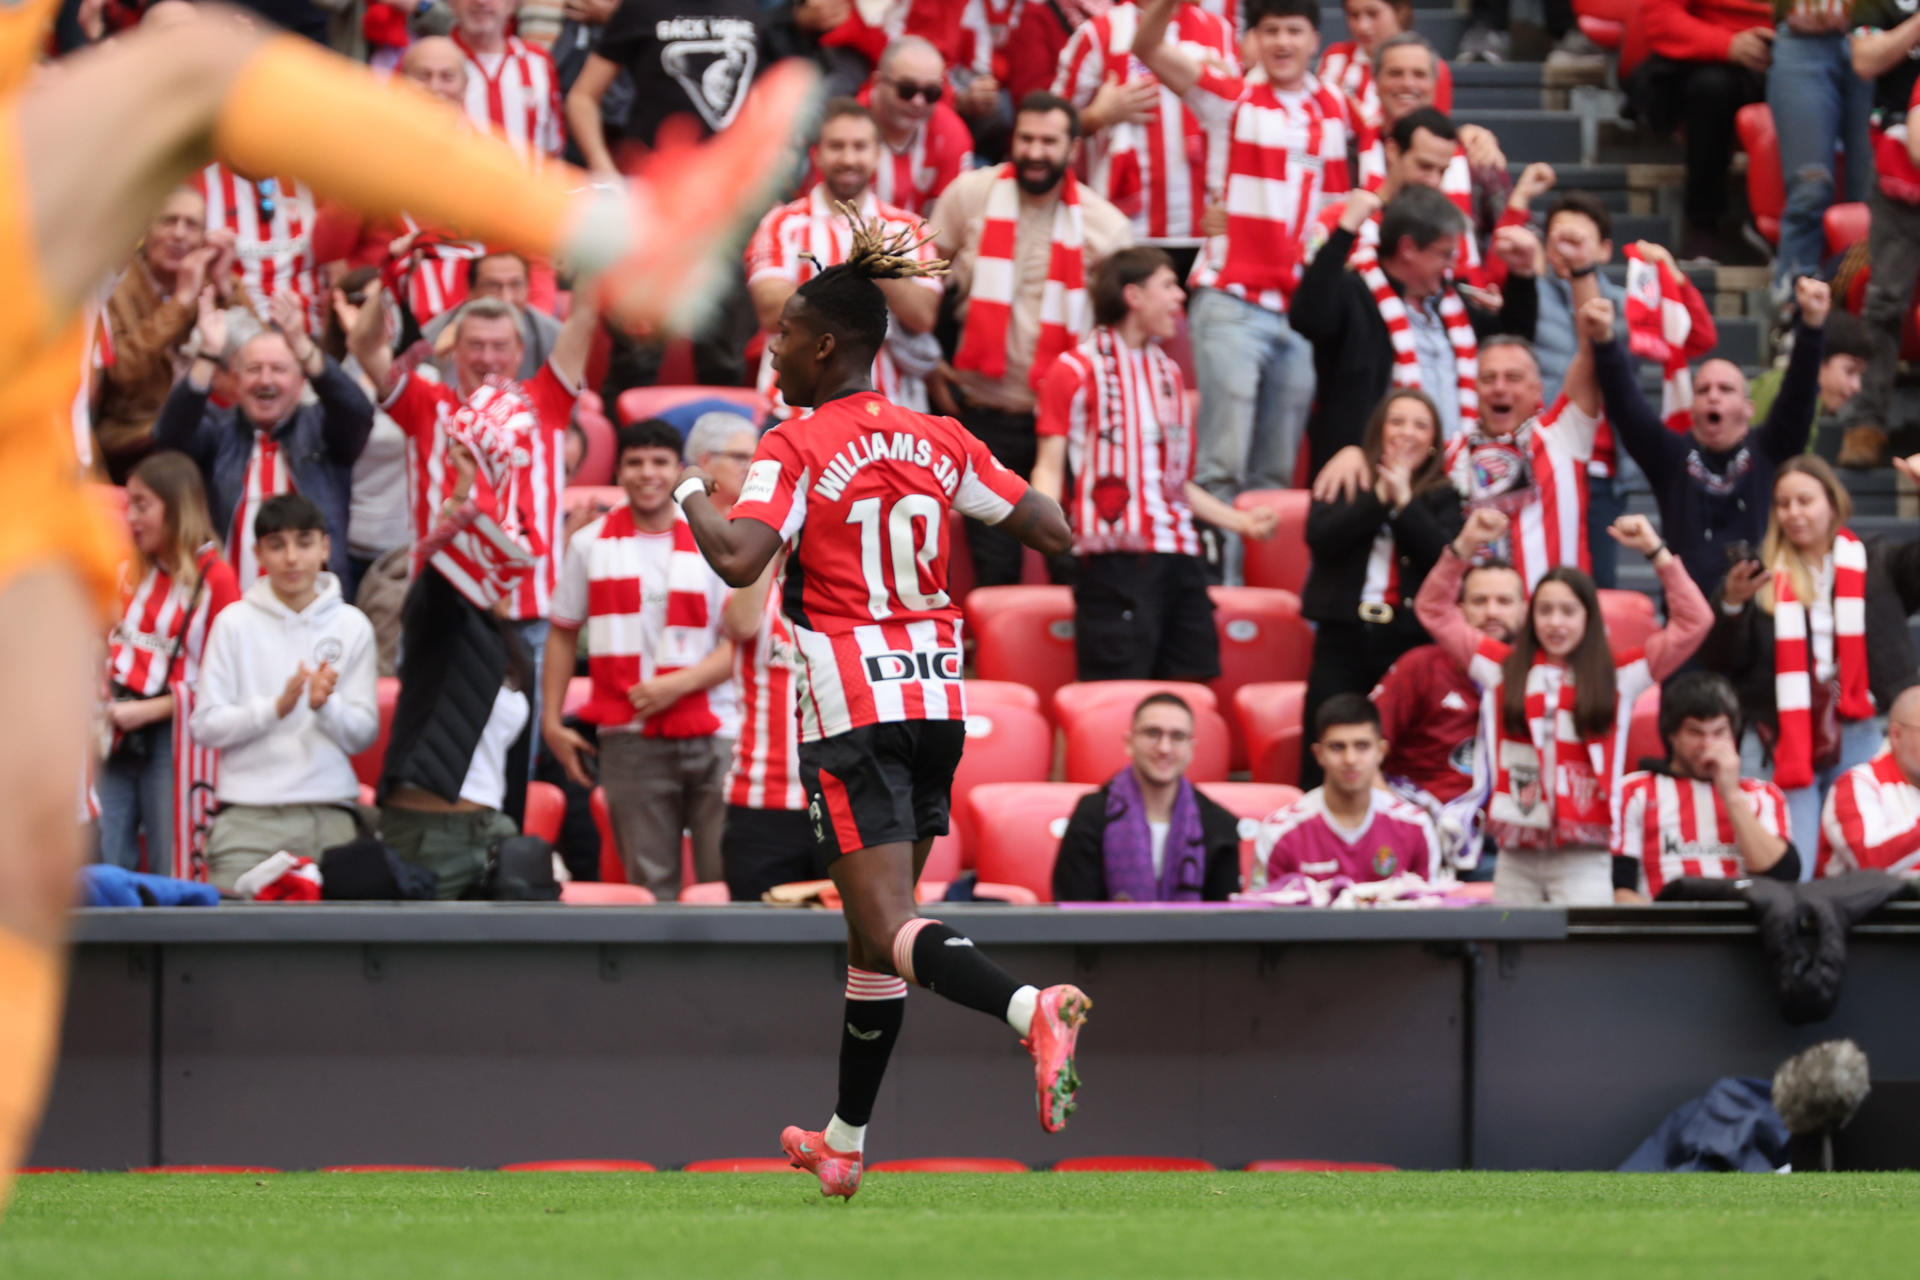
[5,1170,1920,1279]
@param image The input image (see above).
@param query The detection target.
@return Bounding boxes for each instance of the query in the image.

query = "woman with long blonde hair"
[99,452,240,873]
[1701,455,1920,862]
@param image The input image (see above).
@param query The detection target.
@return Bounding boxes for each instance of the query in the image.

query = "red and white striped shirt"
[228,433,296,588]
[383,362,575,620]
[1819,751,1920,877]
[1441,395,1600,593]
[745,186,943,415]
[416,380,547,610]
[728,391,1029,742]
[452,31,564,157]
[727,584,805,810]
[1183,69,1352,311]
[107,546,240,696]
[1318,41,1454,133]
[551,507,739,739]
[849,83,974,217]
[1036,326,1199,556]
[1615,771,1791,898]
[195,164,316,308]
[1053,2,1237,241]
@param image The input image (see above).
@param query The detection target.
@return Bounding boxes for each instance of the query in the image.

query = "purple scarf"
[1101,767,1208,902]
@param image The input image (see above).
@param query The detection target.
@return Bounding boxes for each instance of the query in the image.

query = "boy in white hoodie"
[192,494,379,891]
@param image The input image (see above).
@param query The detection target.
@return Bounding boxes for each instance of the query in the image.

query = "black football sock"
[828,968,907,1149]
[893,918,1025,1023]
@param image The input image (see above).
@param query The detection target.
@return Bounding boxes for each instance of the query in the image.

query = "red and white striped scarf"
[1319,41,1378,129]
[1441,397,1591,591]
[1488,654,1615,850]
[169,678,219,880]
[954,165,1087,391]
[1772,529,1873,790]
[1359,526,1400,609]
[1623,244,1694,433]
[420,380,543,609]
[1064,327,1196,555]
[229,433,294,587]
[1352,248,1479,431]
[580,507,724,739]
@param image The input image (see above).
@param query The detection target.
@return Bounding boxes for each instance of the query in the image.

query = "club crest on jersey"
[1372,847,1399,878]
[863,648,963,683]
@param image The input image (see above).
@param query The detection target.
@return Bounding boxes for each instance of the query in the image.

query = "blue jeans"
[1768,28,1871,297]
[1189,288,1315,500]
[1740,713,1885,881]
[96,721,175,874]
[512,616,550,780]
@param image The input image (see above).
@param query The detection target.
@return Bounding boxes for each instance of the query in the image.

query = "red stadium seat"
[350,676,401,791]
[964,679,1044,715]
[1244,1160,1398,1172]
[1234,681,1307,787]
[1197,781,1302,891]
[563,675,593,716]
[1626,685,1663,772]
[1208,586,1313,768]
[965,586,1078,712]
[322,1164,462,1172]
[1233,490,1311,595]
[560,881,657,905]
[1052,1156,1217,1172]
[1823,202,1920,357]
[1574,0,1629,48]
[523,781,566,843]
[498,1160,657,1172]
[587,788,718,896]
[1055,682,1230,784]
[615,386,763,429]
[931,700,1054,874]
[682,1158,805,1173]
[1596,589,1657,653]
[1735,103,1782,246]
[678,882,731,904]
[868,1158,1028,1173]
[966,782,1096,902]
[132,1165,280,1174]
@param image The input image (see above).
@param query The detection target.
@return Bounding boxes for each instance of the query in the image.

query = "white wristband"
[673,477,708,506]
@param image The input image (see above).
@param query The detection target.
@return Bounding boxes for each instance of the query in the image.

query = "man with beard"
[749,98,943,417]
[1584,277,1831,599]
[931,90,1132,587]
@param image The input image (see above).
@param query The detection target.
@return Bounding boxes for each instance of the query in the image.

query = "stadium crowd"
[71,0,1920,908]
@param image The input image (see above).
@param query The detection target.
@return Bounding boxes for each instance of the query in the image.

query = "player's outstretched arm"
[994,490,1073,557]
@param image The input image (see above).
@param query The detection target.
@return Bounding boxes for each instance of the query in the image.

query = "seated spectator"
[1299,388,1461,786]
[190,495,378,891]
[749,99,943,416]
[1701,455,1920,856]
[1752,311,1871,465]
[684,411,759,509]
[1820,685,1920,877]
[1053,0,1237,247]
[1586,280,1831,599]
[422,252,565,383]
[98,453,241,875]
[1321,0,1453,131]
[542,420,738,897]
[1295,186,1540,486]
[1614,670,1798,903]
[1416,509,1712,904]
[379,386,545,899]
[854,36,975,217]
[1256,694,1440,887]
[1032,246,1276,681]
[1053,692,1243,901]
[1621,0,1773,262]
[95,188,235,483]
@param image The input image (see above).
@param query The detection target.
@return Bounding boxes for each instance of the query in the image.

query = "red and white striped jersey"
[849,83,974,217]
[551,507,739,739]
[107,546,240,696]
[1053,2,1237,241]
[1183,70,1352,312]
[728,391,1029,742]
[228,434,297,588]
[1441,395,1600,593]
[383,361,575,620]
[396,217,485,323]
[195,164,316,307]
[1036,326,1199,556]
[1615,771,1790,898]
[745,186,943,415]
[416,381,547,610]
[1819,751,1920,877]
[727,584,806,810]
[451,32,564,157]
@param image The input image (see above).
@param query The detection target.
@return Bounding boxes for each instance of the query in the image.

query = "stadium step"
[1451,60,1611,112]
[1321,8,1468,53]
[1455,109,1585,167]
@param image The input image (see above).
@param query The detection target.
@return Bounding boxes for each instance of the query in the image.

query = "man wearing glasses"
[858,36,975,218]
[1818,686,1920,879]
[684,412,760,510]
[1052,692,1244,901]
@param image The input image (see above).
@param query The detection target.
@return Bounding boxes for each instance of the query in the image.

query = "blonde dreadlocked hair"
[793,203,949,359]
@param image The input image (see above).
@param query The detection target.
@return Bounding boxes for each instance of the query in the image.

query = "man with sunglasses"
[853,35,973,218]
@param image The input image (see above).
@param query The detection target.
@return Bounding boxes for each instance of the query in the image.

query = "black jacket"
[1300,484,1463,624]
[1699,534,1920,732]
[1051,780,1243,902]
[1291,225,1537,482]
[1593,323,1823,599]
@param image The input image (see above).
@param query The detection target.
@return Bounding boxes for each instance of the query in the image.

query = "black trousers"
[1299,615,1430,790]
[953,395,1040,589]
[1469,0,1574,37]
[1627,57,1767,231]
[720,805,824,902]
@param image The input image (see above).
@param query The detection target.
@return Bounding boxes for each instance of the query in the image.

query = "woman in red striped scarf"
[1701,456,1920,868]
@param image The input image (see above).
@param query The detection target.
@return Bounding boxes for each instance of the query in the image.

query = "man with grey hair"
[156,288,374,587]
[422,251,564,381]
[684,411,759,509]
[857,35,974,217]
[1358,32,1517,236]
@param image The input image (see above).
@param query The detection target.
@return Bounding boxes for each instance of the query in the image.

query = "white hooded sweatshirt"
[191,572,379,807]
